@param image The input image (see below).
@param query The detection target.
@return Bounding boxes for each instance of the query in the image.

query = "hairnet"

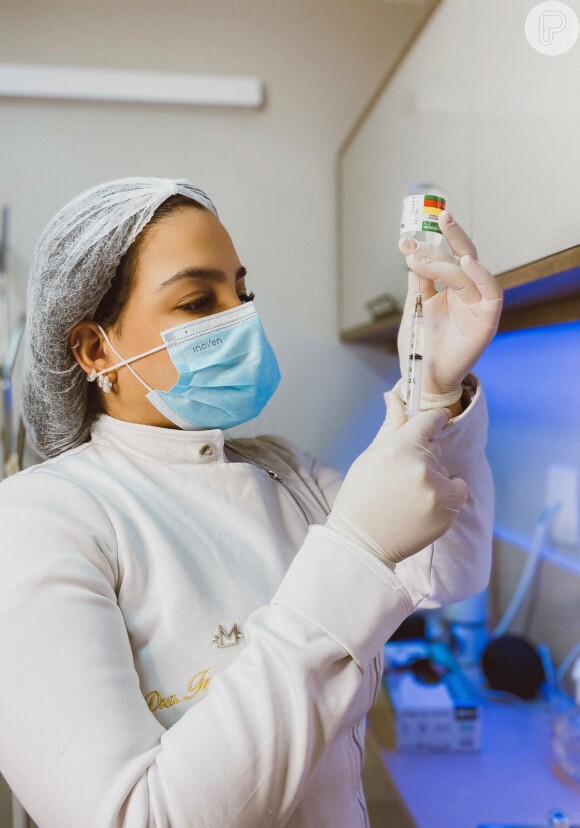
[21,176,219,460]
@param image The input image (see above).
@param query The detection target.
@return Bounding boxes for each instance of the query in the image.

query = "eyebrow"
[155,265,247,292]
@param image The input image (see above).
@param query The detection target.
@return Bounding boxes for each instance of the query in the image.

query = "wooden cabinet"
[340,244,580,345]
[470,2,580,276]
[338,0,580,342]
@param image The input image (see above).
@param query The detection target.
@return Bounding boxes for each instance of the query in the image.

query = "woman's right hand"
[325,392,468,567]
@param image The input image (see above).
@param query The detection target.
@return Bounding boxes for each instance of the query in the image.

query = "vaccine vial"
[400,184,447,248]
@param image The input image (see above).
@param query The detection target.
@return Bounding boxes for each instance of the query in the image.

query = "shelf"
[339,244,580,344]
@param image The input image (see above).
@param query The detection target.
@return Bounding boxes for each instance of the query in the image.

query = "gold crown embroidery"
[212,623,243,648]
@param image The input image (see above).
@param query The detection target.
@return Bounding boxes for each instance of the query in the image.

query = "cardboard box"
[382,639,482,753]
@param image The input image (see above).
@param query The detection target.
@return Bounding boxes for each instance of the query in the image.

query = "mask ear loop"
[89,323,167,393]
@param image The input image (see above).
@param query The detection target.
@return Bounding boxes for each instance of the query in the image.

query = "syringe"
[400,189,445,418]
[406,293,424,418]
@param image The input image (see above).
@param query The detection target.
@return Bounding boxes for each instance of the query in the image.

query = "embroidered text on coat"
[144,667,213,712]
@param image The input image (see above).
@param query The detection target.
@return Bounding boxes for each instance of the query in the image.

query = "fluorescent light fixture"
[0,63,264,108]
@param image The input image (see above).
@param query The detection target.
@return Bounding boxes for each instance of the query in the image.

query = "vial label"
[400,194,446,236]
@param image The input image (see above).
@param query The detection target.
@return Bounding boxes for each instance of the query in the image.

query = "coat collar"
[90,413,229,465]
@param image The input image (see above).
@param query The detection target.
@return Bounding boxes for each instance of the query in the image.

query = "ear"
[67,321,107,373]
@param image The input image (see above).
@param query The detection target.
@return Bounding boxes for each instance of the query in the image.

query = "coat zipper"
[265,469,310,526]
[225,444,310,526]
[351,722,370,828]
[371,652,380,706]
[352,653,380,828]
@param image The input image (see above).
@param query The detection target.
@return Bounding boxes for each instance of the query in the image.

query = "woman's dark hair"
[86,193,209,424]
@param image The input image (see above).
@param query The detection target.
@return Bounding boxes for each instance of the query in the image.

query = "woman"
[0,177,502,827]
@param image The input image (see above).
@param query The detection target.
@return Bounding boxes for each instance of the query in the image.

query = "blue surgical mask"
[92,301,281,430]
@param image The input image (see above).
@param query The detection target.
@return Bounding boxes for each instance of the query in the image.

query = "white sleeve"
[0,471,412,828]
[269,372,494,610]
[391,373,495,608]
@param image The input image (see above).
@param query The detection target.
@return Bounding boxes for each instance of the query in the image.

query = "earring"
[97,373,113,394]
[87,369,114,393]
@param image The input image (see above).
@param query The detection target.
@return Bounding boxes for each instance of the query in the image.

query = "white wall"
[0,0,432,474]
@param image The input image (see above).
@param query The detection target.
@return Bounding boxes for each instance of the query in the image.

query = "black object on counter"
[481,634,546,700]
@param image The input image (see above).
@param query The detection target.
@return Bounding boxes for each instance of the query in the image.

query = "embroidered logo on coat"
[212,623,243,648]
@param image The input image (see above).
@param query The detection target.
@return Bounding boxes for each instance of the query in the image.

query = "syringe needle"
[406,293,424,418]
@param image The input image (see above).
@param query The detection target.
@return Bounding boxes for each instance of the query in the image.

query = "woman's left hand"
[397,211,503,396]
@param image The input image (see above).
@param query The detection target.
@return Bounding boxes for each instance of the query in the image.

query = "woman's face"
[69,206,252,428]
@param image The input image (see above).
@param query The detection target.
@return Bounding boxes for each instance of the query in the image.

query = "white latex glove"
[325,392,468,567]
[398,210,503,397]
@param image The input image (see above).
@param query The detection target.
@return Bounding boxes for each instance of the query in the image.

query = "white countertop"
[380,670,580,828]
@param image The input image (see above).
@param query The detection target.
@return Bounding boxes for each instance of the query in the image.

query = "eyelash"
[177,291,255,313]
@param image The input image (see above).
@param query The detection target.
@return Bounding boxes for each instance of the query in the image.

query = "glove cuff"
[393,379,463,410]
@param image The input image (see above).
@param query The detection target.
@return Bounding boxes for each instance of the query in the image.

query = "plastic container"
[552,705,580,783]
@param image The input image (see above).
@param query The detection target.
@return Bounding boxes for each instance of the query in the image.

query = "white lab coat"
[0,373,493,827]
